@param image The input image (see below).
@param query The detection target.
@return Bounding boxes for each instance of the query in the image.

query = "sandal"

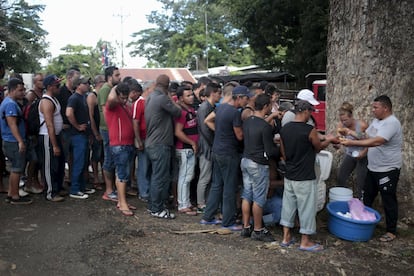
[379,232,396,242]
[178,207,197,216]
[280,238,296,247]
[93,183,103,190]
[150,209,176,219]
[299,243,324,252]
[117,204,137,210]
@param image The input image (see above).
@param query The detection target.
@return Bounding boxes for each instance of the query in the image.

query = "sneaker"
[138,196,149,203]
[19,188,29,197]
[102,191,118,202]
[196,206,206,214]
[48,195,65,202]
[150,209,176,219]
[251,228,275,242]
[241,225,253,238]
[83,188,96,194]
[10,197,33,205]
[24,186,43,194]
[5,196,11,203]
[69,192,89,199]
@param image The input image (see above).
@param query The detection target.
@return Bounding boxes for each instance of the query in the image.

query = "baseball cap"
[295,100,315,112]
[233,85,254,98]
[73,76,91,87]
[297,89,319,105]
[43,74,62,88]
[278,101,294,112]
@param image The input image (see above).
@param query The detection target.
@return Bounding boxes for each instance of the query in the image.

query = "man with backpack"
[38,75,65,202]
[23,73,45,194]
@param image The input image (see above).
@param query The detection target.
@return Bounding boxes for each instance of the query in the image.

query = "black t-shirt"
[56,84,73,125]
[212,103,242,155]
[280,121,316,181]
[243,116,277,165]
[67,92,90,135]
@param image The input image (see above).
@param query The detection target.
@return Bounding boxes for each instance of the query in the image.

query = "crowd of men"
[0,64,402,250]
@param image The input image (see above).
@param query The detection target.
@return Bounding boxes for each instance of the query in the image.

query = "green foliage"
[128,0,252,69]
[218,0,329,81]
[0,0,48,72]
[45,40,117,78]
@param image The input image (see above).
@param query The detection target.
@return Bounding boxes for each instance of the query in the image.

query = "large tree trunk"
[327,0,414,220]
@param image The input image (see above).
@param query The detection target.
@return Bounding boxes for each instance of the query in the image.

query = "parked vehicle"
[312,79,326,132]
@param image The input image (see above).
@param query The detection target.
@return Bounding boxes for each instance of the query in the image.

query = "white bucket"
[329,187,353,202]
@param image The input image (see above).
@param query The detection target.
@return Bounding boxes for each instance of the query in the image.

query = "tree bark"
[327,0,414,219]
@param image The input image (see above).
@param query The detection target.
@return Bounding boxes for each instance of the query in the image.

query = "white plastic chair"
[315,150,333,212]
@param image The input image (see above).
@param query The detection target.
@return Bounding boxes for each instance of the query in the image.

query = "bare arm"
[341,136,386,148]
[106,87,119,110]
[309,128,333,152]
[40,99,60,156]
[87,93,101,141]
[175,121,197,153]
[66,107,87,132]
[204,111,216,131]
[233,126,243,141]
[6,116,25,152]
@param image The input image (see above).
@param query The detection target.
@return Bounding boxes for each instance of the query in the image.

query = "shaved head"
[156,74,170,90]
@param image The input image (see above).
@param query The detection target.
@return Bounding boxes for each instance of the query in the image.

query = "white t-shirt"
[366,114,402,172]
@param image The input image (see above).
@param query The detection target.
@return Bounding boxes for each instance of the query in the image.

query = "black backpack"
[24,97,54,136]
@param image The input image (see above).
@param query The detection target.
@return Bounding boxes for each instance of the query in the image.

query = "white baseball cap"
[297,89,319,105]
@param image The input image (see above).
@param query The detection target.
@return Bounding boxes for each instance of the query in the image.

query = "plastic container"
[327,201,381,242]
[329,187,353,202]
[315,150,333,212]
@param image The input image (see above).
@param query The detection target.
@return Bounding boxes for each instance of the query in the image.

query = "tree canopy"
[0,0,48,72]
[218,0,329,81]
[128,0,253,70]
[129,0,328,81]
[45,40,117,78]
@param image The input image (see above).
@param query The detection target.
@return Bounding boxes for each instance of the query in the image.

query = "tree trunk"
[327,0,414,220]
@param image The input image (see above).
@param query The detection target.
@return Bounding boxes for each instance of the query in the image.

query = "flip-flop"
[117,204,137,210]
[379,233,396,242]
[280,238,296,247]
[119,209,134,216]
[299,243,324,252]
[200,218,222,225]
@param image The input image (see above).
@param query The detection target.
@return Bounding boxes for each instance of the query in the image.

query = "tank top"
[39,95,63,135]
[342,120,364,156]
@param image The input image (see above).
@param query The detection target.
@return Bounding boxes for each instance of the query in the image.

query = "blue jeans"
[176,148,196,210]
[111,145,134,182]
[203,152,240,227]
[240,158,269,208]
[146,144,172,213]
[100,129,114,172]
[136,149,150,198]
[70,134,88,194]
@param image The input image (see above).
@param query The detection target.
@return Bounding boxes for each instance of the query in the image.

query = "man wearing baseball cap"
[281,89,319,127]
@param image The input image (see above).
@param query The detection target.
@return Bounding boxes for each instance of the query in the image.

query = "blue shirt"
[0,97,25,142]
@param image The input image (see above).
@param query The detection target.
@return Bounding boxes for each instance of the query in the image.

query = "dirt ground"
[0,179,413,276]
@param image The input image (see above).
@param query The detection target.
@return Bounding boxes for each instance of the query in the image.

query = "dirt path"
[0,190,413,275]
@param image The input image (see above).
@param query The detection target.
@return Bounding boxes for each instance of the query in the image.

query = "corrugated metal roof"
[119,68,196,83]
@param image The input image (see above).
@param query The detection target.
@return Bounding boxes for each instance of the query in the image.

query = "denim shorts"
[3,141,26,173]
[110,145,134,182]
[240,158,269,207]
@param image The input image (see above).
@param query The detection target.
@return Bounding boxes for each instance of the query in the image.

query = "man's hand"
[18,141,26,153]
